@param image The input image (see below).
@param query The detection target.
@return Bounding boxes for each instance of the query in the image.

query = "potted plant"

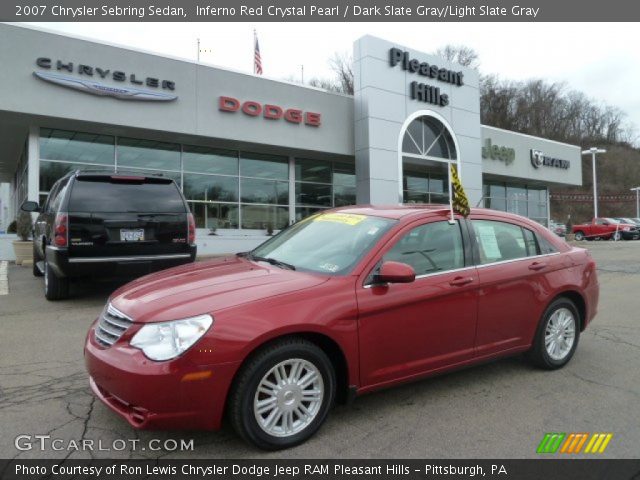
[266,222,274,236]
[12,211,33,265]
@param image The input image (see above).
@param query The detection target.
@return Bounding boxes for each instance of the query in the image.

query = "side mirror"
[376,261,416,284]
[21,201,40,213]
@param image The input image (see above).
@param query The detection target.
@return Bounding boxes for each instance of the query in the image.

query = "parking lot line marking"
[0,261,8,295]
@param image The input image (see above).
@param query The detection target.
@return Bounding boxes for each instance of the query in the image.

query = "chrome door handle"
[449,276,474,287]
[529,262,547,271]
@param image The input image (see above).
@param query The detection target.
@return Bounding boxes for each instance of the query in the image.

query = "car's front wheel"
[228,338,336,450]
[612,231,622,241]
[44,253,69,301]
[527,298,580,369]
[574,231,585,241]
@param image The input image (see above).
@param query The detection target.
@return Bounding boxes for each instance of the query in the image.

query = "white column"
[27,126,40,205]
[288,156,295,225]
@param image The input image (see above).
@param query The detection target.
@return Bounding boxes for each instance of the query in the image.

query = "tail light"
[54,213,68,247]
[187,213,196,244]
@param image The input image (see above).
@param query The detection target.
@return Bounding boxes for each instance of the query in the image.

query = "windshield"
[250,212,396,275]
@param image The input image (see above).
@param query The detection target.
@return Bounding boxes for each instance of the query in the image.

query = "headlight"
[130,314,213,361]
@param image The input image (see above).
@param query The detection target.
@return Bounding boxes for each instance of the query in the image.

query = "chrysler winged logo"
[33,71,178,102]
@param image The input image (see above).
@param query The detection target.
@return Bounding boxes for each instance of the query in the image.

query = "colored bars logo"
[537,433,613,454]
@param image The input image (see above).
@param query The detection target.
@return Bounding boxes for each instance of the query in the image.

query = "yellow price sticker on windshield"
[315,213,366,226]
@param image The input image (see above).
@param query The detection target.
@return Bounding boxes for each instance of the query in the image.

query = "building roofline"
[4,22,353,99]
[481,124,581,150]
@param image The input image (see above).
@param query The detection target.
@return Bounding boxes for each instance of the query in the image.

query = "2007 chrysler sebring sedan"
[85,206,599,449]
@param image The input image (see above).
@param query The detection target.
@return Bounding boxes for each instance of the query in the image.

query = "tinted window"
[49,178,70,214]
[68,178,186,213]
[472,220,528,264]
[537,234,558,255]
[384,221,465,275]
[523,228,539,256]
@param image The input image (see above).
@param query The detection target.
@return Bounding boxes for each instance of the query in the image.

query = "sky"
[25,22,640,136]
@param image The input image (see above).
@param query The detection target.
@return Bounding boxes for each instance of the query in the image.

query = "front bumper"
[84,324,238,431]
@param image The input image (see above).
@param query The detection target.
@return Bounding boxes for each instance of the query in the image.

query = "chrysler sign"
[34,57,177,101]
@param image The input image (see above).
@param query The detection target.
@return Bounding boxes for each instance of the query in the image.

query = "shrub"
[7,220,17,234]
[16,212,32,241]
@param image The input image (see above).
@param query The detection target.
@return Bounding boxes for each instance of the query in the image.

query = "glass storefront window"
[483,182,548,225]
[207,203,239,229]
[405,173,428,193]
[40,129,114,165]
[183,173,238,202]
[404,190,429,203]
[117,137,180,171]
[295,183,332,207]
[40,160,112,192]
[240,153,288,180]
[38,129,365,233]
[241,178,289,204]
[334,185,356,207]
[295,158,331,183]
[333,163,356,187]
[402,170,448,204]
[188,202,206,228]
[241,205,289,230]
[183,146,238,176]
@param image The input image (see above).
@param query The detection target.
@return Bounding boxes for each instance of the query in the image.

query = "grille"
[95,303,134,347]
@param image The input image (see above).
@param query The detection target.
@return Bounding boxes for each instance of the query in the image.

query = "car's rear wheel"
[32,242,43,277]
[574,231,585,241]
[228,338,336,450]
[44,254,69,301]
[527,298,580,369]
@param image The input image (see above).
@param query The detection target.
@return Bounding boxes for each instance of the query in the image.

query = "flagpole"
[197,38,200,63]
[448,161,455,224]
[253,29,256,74]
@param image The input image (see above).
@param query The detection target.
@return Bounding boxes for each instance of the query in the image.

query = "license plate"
[120,229,145,242]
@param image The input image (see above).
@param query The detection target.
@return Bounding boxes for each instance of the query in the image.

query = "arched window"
[401,115,457,161]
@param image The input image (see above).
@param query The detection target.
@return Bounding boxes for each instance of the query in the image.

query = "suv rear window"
[68,177,186,213]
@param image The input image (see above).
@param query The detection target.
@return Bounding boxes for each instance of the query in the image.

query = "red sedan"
[85,206,599,449]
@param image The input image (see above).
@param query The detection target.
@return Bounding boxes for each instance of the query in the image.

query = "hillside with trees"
[306,47,640,223]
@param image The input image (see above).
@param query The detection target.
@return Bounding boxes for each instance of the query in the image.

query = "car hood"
[109,256,329,323]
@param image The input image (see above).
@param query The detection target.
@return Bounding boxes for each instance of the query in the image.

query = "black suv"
[21,171,197,300]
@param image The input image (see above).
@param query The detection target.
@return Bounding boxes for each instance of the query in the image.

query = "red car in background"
[572,217,639,241]
[85,206,599,450]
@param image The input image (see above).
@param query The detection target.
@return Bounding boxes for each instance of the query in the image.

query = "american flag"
[254,30,263,75]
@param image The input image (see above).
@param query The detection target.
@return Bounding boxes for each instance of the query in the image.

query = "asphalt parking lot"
[1,241,639,459]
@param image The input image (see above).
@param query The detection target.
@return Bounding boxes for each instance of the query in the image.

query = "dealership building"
[0,24,582,254]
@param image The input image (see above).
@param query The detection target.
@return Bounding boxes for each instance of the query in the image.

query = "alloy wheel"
[253,358,324,437]
[544,307,576,361]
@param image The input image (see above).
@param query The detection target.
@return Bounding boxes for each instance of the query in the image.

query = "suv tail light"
[187,213,196,244]
[54,213,68,247]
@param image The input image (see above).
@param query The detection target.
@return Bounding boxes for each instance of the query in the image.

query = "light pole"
[631,187,640,218]
[581,147,606,218]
